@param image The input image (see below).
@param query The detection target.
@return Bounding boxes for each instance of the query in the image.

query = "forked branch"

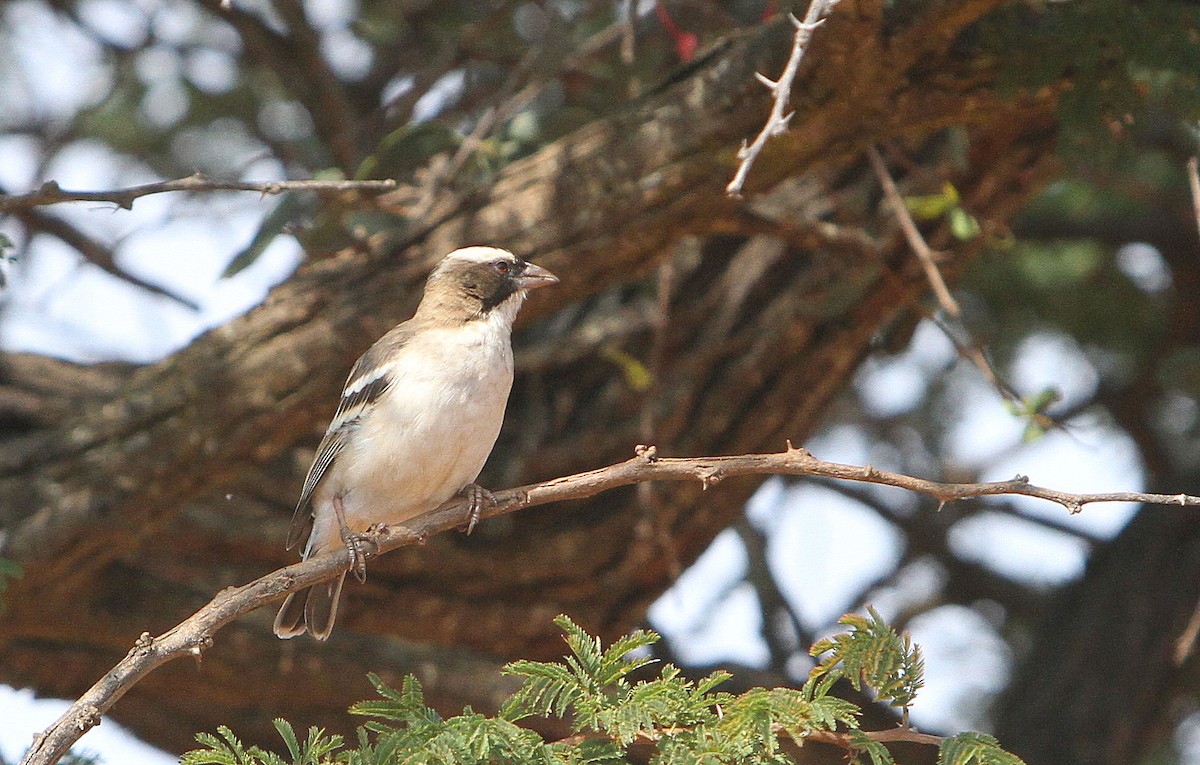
[20,443,1200,765]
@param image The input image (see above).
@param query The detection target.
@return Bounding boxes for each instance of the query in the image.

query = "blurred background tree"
[1,2,1199,765]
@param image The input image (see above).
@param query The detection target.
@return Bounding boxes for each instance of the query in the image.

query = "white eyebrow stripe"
[444,246,516,264]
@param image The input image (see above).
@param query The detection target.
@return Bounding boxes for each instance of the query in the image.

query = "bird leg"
[333,494,371,583]
[460,483,496,534]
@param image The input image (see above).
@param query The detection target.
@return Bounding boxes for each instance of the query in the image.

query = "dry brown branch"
[0,173,398,213]
[866,146,962,317]
[725,0,838,197]
[21,443,1200,765]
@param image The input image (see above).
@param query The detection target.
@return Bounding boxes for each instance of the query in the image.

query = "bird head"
[420,246,558,323]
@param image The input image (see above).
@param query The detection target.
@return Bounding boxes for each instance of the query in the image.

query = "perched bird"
[274,246,558,640]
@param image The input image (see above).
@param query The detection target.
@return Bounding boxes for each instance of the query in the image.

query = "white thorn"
[754,71,779,90]
[790,12,826,31]
[769,112,795,135]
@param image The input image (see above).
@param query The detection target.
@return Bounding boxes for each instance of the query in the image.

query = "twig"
[558,719,943,750]
[926,312,1018,404]
[866,146,962,317]
[9,206,199,309]
[725,0,838,197]
[19,442,1200,765]
[1187,156,1200,242]
[808,726,945,749]
[1175,596,1200,665]
[0,173,397,213]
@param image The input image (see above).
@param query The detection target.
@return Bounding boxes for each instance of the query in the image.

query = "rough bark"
[0,5,1059,754]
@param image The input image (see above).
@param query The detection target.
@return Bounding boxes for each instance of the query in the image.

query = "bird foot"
[340,531,375,583]
[460,483,496,534]
[333,494,373,583]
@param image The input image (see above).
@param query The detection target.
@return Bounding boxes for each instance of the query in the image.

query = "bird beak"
[518,262,559,290]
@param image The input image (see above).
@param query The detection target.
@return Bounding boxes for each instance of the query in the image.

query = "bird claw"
[460,483,496,534]
[341,532,374,583]
[333,494,372,583]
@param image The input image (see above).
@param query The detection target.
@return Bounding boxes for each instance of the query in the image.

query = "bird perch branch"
[0,173,398,213]
[725,0,838,197]
[20,443,1200,765]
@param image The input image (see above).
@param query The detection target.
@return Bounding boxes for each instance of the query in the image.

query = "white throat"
[490,288,527,328]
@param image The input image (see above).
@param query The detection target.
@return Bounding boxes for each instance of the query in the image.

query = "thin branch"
[725,0,838,197]
[808,725,945,748]
[11,206,199,309]
[866,146,962,317]
[1188,156,1200,242]
[19,443,1200,765]
[0,173,397,213]
[925,312,1020,405]
[735,517,813,666]
[558,720,944,749]
[1176,596,1200,665]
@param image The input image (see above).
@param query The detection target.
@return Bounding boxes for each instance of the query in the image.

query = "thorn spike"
[754,71,779,90]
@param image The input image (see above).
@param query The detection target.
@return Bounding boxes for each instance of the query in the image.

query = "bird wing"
[284,322,415,550]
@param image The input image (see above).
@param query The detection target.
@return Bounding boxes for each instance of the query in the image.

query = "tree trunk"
[0,5,1060,753]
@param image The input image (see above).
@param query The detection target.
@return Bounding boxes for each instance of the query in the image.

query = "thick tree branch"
[20,443,1200,765]
[0,174,397,213]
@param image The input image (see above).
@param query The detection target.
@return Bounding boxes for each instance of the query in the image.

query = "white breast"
[307,312,515,553]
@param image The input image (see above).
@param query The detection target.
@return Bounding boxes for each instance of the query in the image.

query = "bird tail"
[272,573,346,640]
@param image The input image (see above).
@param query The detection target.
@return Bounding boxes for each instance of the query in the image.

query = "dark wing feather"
[283,322,415,551]
[284,426,348,550]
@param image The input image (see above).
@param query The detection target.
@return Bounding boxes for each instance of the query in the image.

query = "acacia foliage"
[183,615,1020,765]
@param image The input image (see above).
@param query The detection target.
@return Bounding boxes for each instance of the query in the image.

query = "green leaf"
[600,346,653,392]
[938,732,1026,765]
[808,607,924,712]
[349,674,441,726]
[222,193,301,278]
[182,725,289,765]
[1008,387,1060,443]
[848,730,896,765]
[904,182,960,220]
[501,660,582,721]
[272,720,300,762]
[949,207,981,240]
[1025,387,1062,415]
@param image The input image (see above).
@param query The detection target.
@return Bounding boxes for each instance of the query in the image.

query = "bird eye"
[493,260,511,274]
